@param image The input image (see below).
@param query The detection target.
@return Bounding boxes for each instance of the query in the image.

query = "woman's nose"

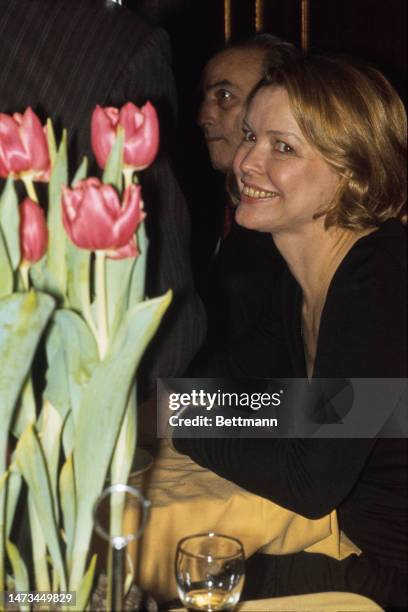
[239,145,264,176]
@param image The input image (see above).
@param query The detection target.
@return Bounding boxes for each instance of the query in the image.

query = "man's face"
[198,48,265,173]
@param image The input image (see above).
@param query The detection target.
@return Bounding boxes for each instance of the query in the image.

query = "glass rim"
[176,532,244,561]
[92,483,151,547]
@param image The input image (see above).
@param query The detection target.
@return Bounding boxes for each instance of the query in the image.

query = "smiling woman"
[231,55,406,378]
[242,55,406,231]
[174,54,407,610]
[234,86,342,236]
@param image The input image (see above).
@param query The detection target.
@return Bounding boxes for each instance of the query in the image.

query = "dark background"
[127,0,407,277]
[129,0,406,85]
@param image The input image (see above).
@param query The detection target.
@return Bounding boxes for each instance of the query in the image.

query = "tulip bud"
[19,198,48,263]
[91,101,159,171]
[0,108,50,181]
[62,178,145,256]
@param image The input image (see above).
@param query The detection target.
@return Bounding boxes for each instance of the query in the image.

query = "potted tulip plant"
[0,102,170,610]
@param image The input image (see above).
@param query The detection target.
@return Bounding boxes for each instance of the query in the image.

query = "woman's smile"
[241,181,279,202]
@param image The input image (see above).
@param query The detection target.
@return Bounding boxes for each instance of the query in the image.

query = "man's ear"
[226,170,240,206]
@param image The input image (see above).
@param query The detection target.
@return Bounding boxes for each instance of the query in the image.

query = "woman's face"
[233,86,341,235]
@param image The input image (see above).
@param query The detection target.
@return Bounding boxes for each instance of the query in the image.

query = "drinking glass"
[175,532,245,611]
[93,483,151,611]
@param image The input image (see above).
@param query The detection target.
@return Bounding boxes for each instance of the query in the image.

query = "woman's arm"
[173,436,375,519]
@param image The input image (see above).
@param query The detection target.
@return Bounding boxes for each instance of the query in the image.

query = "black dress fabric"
[191,219,290,367]
[174,219,408,609]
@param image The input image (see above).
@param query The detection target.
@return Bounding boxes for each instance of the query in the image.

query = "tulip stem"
[122,167,135,190]
[20,263,30,291]
[80,284,99,345]
[22,176,39,203]
[95,250,109,359]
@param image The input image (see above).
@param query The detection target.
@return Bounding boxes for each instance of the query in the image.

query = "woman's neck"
[273,221,374,378]
[273,221,368,306]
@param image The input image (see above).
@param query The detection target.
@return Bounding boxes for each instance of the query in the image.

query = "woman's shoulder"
[344,219,406,274]
[332,219,406,297]
[317,220,407,378]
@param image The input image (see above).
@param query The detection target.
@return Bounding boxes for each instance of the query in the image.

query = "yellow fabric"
[171,591,383,611]
[126,441,359,602]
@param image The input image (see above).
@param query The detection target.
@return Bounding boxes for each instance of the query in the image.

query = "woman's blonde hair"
[251,55,407,229]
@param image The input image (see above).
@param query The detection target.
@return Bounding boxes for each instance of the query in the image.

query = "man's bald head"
[198,34,298,173]
[198,47,265,172]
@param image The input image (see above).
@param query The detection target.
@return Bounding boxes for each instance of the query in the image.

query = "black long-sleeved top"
[175,219,407,571]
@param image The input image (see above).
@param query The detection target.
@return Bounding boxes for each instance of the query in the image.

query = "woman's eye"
[242,129,255,142]
[275,141,294,154]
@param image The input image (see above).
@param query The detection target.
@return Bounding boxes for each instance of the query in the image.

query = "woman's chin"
[235,205,273,233]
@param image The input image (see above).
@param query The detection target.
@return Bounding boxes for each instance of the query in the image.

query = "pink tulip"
[107,236,139,259]
[0,108,50,180]
[61,178,144,257]
[19,198,48,263]
[91,102,159,170]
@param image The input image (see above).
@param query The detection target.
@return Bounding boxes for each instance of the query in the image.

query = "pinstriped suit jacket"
[0,0,205,396]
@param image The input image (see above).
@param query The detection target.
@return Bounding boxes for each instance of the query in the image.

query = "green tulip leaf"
[0,227,13,297]
[5,574,14,592]
[61,411,75,458]
[102,126,124,191]
[69,289,172,590]
[128,221,149,306]
[38,401,63,520]
[72,156,88,186]
[6,540,30,611]
[29,256,63,302]
[5,469,22,540]
[65,158,90,314]
[66,242,92,317]
[15,425,66,590]
[28,494,51,592]
[0,466,22,590]
[109,391,137,539]
[46,118,57,167]
[50,310,99,427]
[43,321,72,433]
[11,376,37,440]
[0,291,55,476]
[64,157,91,312]
[0,176,20,270]
[59,455,76,566]
[110,391,137,488]
[47,130,68,299]
[106,256,136,336]
[75,554,97,612]
[0,482,6,591]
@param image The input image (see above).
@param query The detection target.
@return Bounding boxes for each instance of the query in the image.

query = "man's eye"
[217,89,232,103]
[275,141,294,154]
[242,129,255,142]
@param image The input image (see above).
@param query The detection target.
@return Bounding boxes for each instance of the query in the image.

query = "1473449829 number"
[4,591,76,607]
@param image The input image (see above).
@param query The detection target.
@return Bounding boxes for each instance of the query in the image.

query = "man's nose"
[197,99,216,129]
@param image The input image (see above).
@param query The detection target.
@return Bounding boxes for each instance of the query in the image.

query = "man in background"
[0,0,205,396]
[195,34,297,351]
[199,34,297,173]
